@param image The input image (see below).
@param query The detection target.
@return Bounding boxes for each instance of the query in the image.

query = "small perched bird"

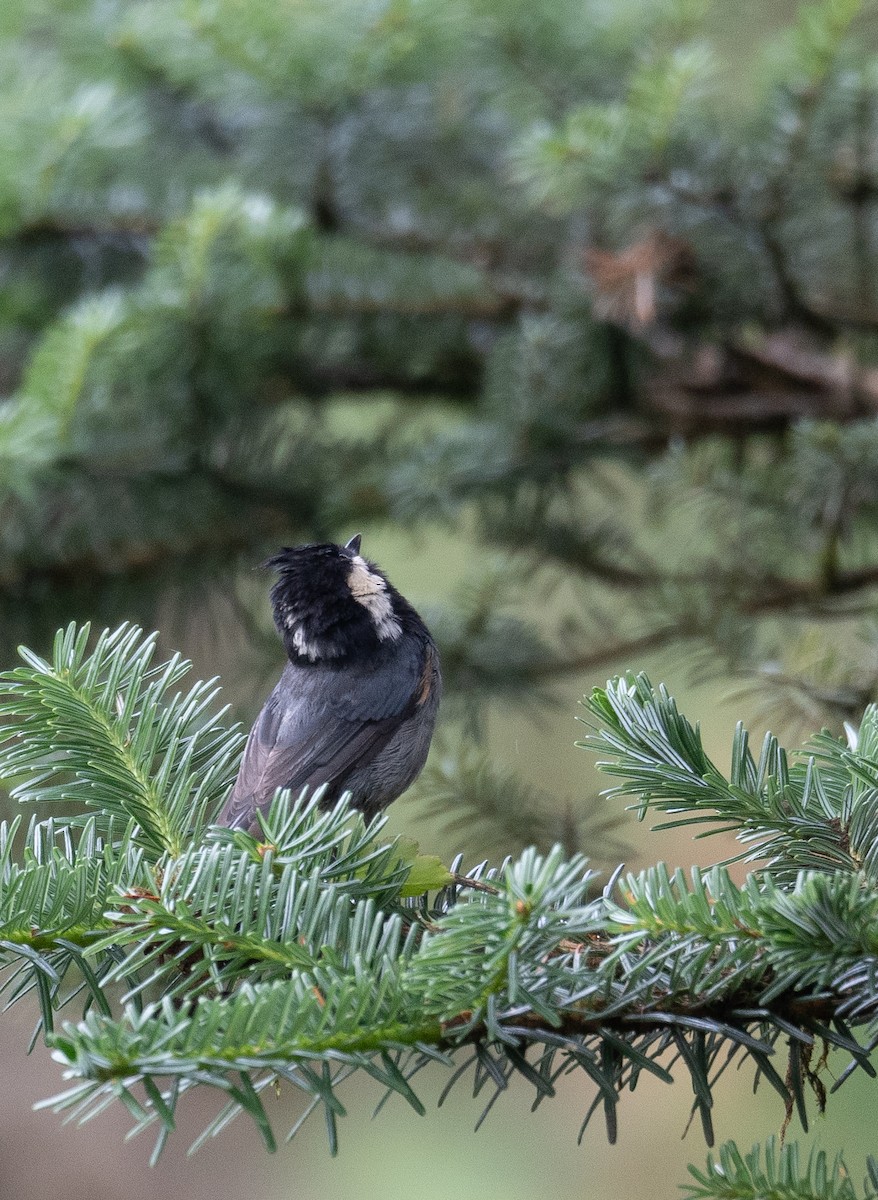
[218,535,441,832]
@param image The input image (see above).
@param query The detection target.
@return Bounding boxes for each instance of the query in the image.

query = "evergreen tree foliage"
[6,0,878,1193]
[4,0,878,747]
[0,623,877,1196]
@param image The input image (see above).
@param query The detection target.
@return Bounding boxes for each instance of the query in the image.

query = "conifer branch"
[0,625,873,1195]
[684,1138,878,1200]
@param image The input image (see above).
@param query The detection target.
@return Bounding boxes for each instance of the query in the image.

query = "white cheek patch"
[292,625,322,661]
[279,605,321,660]
[347,556,402,642]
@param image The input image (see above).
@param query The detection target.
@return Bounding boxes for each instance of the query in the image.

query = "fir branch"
[580,672,878,876]
[0,622,245,857]
[2,625,878,1178]
[683,1138,878,1200]
[37,856,878,1157]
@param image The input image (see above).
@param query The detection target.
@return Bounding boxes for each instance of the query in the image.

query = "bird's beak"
[344,534,363,555]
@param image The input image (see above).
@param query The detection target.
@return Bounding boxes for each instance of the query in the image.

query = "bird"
[218,534,441,832]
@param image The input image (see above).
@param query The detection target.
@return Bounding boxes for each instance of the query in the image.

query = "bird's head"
[265,534,405,663]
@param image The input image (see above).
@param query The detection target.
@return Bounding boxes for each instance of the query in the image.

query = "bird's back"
[219,633,439,831]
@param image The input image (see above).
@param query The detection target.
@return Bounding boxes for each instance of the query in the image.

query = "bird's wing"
[218,645,435,830]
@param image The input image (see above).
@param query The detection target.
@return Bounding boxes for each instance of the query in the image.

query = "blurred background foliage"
[4,0,878,1194]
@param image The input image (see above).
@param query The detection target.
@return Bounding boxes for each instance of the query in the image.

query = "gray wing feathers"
[218,648,430,830]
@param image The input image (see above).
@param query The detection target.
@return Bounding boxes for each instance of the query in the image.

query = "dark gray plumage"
[218,536,440,832]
